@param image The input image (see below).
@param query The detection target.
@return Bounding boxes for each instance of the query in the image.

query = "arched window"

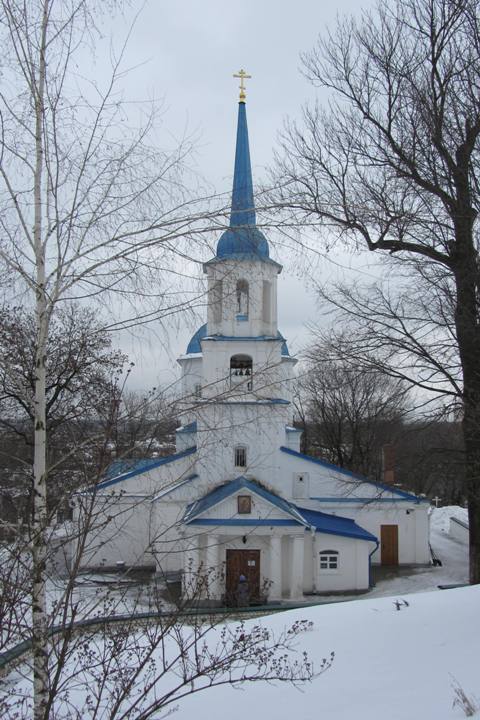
[234,446,247,468]
[319,550,339,572]
[236,279,249,319]
[230,354,253,390]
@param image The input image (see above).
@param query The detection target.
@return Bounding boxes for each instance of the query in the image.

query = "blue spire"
[216,100,270,260]
[230,102,255,227]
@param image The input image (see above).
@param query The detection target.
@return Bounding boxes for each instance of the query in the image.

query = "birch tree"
[0,1,217,716]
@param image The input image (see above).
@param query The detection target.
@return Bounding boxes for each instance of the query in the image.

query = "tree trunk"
[452,207,480,584]
[32,3,50,717]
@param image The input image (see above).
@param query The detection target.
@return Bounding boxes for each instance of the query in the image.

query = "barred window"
[234,446,247,468]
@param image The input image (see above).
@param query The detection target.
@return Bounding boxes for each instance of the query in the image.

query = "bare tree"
[298,342,408,480]
[276,0,480,583]
[0,1,224,714]
[310,263,462,408]
[0,304,127,441]
[0,515,320,718]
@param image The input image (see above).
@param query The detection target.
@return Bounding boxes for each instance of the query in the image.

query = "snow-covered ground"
[366,505,469,598]
[171,506,476,720]
[3,506,477,719]
[173,585,480,720]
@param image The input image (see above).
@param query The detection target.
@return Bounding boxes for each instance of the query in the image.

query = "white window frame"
[319,550,339,574]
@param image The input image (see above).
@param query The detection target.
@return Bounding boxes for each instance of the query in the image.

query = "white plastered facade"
[71,100,431,603]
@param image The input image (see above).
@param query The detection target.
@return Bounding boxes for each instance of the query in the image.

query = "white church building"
[74,78,431,603]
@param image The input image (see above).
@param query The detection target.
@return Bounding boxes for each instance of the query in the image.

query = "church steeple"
[230,101,255,228]
[215,71,270,261]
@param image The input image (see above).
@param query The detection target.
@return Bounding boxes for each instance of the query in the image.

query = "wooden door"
[381,525,399,565]
[225,549,260,606]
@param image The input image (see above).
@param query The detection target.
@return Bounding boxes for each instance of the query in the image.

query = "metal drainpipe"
[310,525,316,592]
[369,541,380,587]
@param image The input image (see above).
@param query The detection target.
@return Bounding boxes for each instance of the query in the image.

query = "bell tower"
[177,72,297,486]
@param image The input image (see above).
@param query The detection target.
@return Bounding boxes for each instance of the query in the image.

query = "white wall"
[303,532,371,593]
[74,496,154,569]
[205,258,280,339]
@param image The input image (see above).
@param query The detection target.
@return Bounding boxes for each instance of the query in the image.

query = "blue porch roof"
[295,507,377,542]
[183,476,306,525]
[182,476,376,542]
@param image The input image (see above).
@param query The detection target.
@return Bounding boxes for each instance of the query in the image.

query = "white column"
[183,533,200,600]
[205,534,220,601]
[269,535,283,601]
[289,534,305,600]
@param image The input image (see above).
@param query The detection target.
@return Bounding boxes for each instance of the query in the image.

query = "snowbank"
[175,585,480,720]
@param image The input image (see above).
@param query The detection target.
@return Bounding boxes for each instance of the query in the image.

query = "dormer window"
[236,279,249,320]
[230,354,253,390]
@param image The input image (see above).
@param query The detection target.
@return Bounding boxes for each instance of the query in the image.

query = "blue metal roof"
[183,476,305,525]
[295,507,378,542]
[280,446,427,503]
[186,324,207,354]
[217,227,270,260]
[215,101,270,261]
[95,446,197,490]
[182,476,377,542]
[185,325,290,356]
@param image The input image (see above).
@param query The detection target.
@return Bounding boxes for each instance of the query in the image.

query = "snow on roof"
[93,446,197,490]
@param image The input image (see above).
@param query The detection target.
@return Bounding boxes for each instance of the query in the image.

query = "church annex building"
[73,76,430,603]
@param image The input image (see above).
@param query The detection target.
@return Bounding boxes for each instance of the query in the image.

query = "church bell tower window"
[236,279,249,320]
[230,354,253,390]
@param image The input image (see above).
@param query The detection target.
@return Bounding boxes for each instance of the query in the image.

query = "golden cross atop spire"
[233,69,252,102]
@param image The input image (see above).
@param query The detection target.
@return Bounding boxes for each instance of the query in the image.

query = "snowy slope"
[176,585,480,720]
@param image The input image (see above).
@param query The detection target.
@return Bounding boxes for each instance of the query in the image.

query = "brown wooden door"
[225,549,260,606]
[381,525,399,565]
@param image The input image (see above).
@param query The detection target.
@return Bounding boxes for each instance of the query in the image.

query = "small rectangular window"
[319,551,339,572]
[293,472,309,498]
[237,495,251,514]
[235,446,247,467]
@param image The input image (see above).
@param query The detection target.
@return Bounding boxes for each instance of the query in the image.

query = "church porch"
[181,526,309,605]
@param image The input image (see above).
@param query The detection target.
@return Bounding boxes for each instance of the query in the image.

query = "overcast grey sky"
[112,0,379,390]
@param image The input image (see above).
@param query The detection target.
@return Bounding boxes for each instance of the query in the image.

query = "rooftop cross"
[233,69,252,103]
